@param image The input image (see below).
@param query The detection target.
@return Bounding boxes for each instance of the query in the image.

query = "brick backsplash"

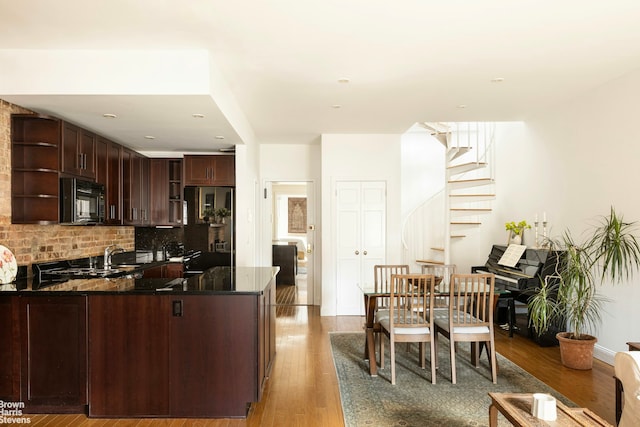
[0,99,135,272]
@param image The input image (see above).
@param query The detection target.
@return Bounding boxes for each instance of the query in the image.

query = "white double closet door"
[335,181,386,316]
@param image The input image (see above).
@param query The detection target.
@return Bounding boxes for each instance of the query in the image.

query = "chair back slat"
[389,274,435,329]
[449,273,495,327]
[374,264,409,309]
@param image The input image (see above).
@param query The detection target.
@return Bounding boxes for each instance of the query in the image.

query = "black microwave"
[60,178,105,224]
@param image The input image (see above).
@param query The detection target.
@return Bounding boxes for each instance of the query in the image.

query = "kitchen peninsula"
[0,265,277,418]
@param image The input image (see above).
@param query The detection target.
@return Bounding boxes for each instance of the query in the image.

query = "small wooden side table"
[488,393,611,427]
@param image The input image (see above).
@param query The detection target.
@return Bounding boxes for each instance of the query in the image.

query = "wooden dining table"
[359,280,507,377]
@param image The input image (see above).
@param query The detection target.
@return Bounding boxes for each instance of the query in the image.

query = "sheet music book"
[498,244,527,267]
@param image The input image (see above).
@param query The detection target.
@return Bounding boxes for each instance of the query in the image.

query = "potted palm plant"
[528,207,640,369]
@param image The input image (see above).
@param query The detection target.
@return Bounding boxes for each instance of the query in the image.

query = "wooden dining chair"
[434,273,497,384]
[371,265,410,355]
[379,273,437,385]
[421,264,457,308]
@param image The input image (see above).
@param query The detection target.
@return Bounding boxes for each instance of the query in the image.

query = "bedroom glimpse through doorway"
[270,181,314,307]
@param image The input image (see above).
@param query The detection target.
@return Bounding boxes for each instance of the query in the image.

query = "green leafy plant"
[202,208,215,220]
[528,207,640,340]
[215,207,231,219]
[505,220,531,235]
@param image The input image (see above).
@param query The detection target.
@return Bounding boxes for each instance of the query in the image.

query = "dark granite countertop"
[0,266,279,295]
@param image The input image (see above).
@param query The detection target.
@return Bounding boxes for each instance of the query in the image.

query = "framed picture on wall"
[288,197,307,233]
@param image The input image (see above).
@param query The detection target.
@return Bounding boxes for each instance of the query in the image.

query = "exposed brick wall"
[0,99,135,272]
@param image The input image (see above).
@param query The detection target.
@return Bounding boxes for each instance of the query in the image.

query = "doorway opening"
[270,181,314,308]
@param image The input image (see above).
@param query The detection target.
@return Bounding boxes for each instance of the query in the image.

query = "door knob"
[363,251,368,255]
[355,250,359,255]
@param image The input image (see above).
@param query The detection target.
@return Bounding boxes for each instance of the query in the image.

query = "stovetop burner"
[32,260,126,289]
[45,267,120,276]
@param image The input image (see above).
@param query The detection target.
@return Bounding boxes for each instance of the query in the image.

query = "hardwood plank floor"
[25,305,615,426]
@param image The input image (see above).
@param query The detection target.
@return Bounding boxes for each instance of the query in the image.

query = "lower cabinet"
[88,290,274,417]
[0,296,19,402]
[142,263,184,279]
[0,277,275,418]
[19,296,88,413]
[88,295,170,417]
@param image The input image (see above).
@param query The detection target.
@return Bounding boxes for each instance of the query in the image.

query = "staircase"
[403,122,496,266]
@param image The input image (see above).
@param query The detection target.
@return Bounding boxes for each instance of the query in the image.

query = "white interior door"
[336,181,386,315]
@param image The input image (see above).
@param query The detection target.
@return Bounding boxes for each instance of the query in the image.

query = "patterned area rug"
[330,332,574,427]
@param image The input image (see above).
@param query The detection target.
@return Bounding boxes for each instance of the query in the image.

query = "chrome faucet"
[104,244,125,269]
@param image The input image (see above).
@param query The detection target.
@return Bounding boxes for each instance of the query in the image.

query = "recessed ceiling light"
[102,113,117,119]
[337,78,350,83]
[331,104,342,109]
[214,135,225,140]
[456,104,467,109]
[491,77,505,83]
[192,113,205,119]
[144,135,155,140]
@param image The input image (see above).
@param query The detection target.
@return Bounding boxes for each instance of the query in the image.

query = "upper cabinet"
[149,158,183,226]
[11,114,61,224]
[184,155,235,187]
[122,148,149,226]
[61,122,96,180]
[96,136,123,225]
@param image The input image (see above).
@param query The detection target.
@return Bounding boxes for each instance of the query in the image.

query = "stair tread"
[447,161,487,169]
[416,259,445,265]
[448,178,493,184]
[450,193,496,197]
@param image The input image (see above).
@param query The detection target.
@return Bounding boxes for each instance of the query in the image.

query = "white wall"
[234,144,260,267]
[451,68,640,363]
[320,134,403,316]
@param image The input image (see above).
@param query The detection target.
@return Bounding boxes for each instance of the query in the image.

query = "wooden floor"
[24,305,616,426]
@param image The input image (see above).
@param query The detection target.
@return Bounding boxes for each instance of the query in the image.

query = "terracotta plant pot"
[556,332,597,370]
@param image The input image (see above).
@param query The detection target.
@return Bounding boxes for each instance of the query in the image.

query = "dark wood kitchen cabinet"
[88,295,170,417]
[142,262,183,278]
[19,296,87,413]
[11,114,61,224]
[122,148,149,225]
[170,295,261,417]
[61,121,96,180]
[88,288,275,417]
[96,136,123,224]
[149,158,183,226]
[184,154,235,186]
[0,296,19,402]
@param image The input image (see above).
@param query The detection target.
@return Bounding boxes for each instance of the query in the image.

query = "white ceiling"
[2,0,640,153]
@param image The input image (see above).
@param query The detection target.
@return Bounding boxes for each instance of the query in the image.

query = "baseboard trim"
[594,344,615,365]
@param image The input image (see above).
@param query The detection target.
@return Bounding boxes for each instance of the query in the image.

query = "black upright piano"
[473,244,564,345]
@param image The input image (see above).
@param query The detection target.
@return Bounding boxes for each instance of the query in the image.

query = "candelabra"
[534,212,549,248]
